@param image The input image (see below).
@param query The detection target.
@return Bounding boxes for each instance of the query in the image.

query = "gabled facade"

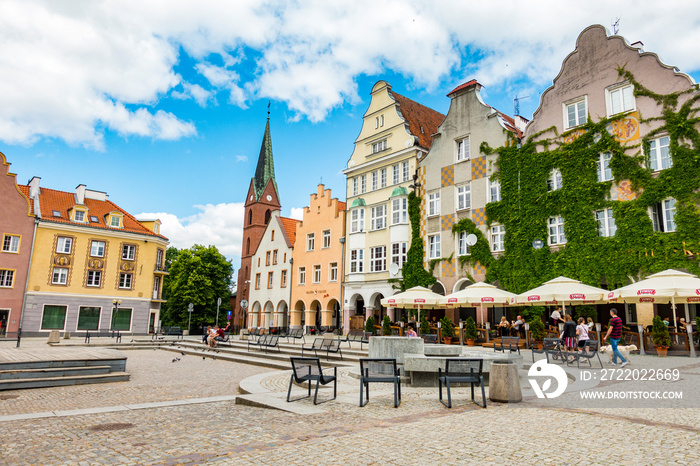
[247,210,297,328]
[418,80,525,323]
[290,184,346,330]
[18,179,168,335]
[342,81,444,328]
[0,152,35,335]
[235,118,281,329]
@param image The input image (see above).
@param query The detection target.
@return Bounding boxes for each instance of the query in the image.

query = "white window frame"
[86,270,101,287]
[380,168,387,188]
[322,230,331,249]
[370,246,386,272]
[255,273,261,289]
[547,169,563,191]
[0,269,15,288]
[298,267,306,285]
[268,271,274,289]
[352,177,358,196]
[606,83,635,116]
[118,272,132,289]
[122,244,136,261]
[52,267,68,285]
[428,234,441,259]
[371,139,387,154]
[2,235,20,253]
[391,242,407,268]
[456,184,471,211]
[391,197,408,225]
[392,164,399,185]
[648,136,672,171]
[350,208,365,233]
[350,249,364,273]
[548,216,567,245]
[110,215,121,228]
[360,175,366,194]
[329,262,338,282]
[428,192,440,217]
[370,204,386,231]
[313,265,321,284]
[456,137,470,162]
[90,241,105,257]
[56,237,72,254]
[491,225,505,252]
[489,180,501,203]
[650,198,677,232]
[597,152,613,182]
[595,208,617,237]
[402,161,410,182]
[371,171,378,191]
[457,231,471,256]
[563,97,587,129]
[281,270,288,288]
[74,210,86,223]
[307,233,315,251]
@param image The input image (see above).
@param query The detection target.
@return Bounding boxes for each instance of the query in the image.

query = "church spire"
[253,110,277,201]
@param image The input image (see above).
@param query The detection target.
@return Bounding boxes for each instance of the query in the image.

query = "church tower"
[235,116,281,328]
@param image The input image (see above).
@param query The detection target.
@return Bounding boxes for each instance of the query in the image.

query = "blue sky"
[3,1,700,272]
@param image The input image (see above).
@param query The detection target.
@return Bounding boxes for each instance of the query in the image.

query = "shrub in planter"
[464,317,478,344]
[529,318,546,345]
[365,316,376,335]
[382,316,392,336]
[651,315,671,355]
[420,315,431,335]
[440,316,454,343]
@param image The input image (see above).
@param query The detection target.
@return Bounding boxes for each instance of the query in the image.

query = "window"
[77,306,101,331]
[111,308,132,331]
[491,225,505,252]
[595,208,617,237]
[257,258,260,267]
[281,270,288,288]
[74,210,86,222]
[323,230,331,248]
[329,262,338,282]
[371,139,387,154]
[650,199,677,232]
[350,209,365,233]
[255,273,261,289]
[428,192,440,216]
[648,136,672,171]
[370,246,386,272]
[52,267,68,285]
[283,252,287,263]
[428,234,441,259]
[352,177,358,196]
[380,168,387,188]
[122,245,135,260]
[298,267,306,285]
[393,164,399,185]
[271,230,275,241]
[156,249,164,269]
[56,237,72,254]
[90,241,105,257]
[608,84,635,115]
[564,98,586,128]
[391,242,407,268]
[313,265,321,283]
[458,231,471,256]
[457,137,470,161]
[273,250,278,265]
[86,270,101,287]
[41,305,67,330]
[2,235,20,253]
[110,216,121,228]
[266,251,271,266]
[548,216,567,245]
[456,184,471,210]
[90,215,99,223]
[547,169,563,191]
[119,273,133,289]
[489,180,501,203]
[0,269,14,288]
[402,161,410,182]
[307,233,315,251]
[153,276,161,299]
[350,249,364,273]
[360,175,366,193]
[597,152,613,182]
[52,210,61,217]
[268,272,274,289]
[154,223,160,234]
[371,171,378,191]
[370,205,386,230]
[391,197,407,225]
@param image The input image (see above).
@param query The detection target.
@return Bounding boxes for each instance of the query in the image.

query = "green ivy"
[392,191,437,291]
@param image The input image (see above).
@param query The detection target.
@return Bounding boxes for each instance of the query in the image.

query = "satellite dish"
[466,234,477,246]
[532,239,544,250]
[389,262,400,276]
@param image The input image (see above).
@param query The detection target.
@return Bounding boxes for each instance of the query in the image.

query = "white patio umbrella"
[440,282,517,325]
[381,286,443,327]
[607,269,700,324]
[513,276,609,314]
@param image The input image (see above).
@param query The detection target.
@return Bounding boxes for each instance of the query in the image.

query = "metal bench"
[287,357,337,405]
[494,336,520,354]
[531,338,565,363]
[438,358,486,408]
[159,326,183,340]
[301,338,326,357]
[359,358,401,408]
[346,329,369,348]
[84,329,122,344]
[421,334,438,344]
[247,334,280,353]
[568,340,603,369]
[286,328,306,344]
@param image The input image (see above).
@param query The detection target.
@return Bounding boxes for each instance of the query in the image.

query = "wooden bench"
[247,334,280,353]
[0,330,21,348]
[438,358,486,408]
[84,329,122,344]
[360,358,401,408]
[494,336,520,354]
[287,357,337,405]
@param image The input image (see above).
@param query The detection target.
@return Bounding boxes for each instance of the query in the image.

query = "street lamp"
[111,299,122,332]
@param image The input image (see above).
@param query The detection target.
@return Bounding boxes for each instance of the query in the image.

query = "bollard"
[687,324,696,358]
[488,359,522,403]
[637,325,646,356]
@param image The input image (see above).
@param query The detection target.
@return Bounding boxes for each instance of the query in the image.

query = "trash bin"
[488,359,522,403]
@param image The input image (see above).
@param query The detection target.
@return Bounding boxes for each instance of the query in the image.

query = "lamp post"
[187,303,194,334]
[111,299,122,332]
[437,321,442,344]
[216,297,222,327]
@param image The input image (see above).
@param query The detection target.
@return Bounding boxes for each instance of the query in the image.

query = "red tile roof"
[18,185,167,240]
[279,216,300,247]
[447,79,479,96]
[337,201,347,212]
[388,90,445,150]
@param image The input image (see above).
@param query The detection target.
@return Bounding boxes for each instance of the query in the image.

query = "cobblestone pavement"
[1,339,699,465]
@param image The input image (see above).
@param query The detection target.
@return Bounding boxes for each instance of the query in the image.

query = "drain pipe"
[18,219,38,346]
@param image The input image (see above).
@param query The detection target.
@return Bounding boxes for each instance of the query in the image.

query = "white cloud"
[236,155,248,163]
[138,202,245,265]
[289,207,304,220]
[0,0,698,146]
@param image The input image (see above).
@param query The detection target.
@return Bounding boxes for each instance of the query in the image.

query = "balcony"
[154,264,169,275]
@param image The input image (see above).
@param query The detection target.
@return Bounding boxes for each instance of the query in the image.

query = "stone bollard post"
[47,330,60,344]
[488,359,522,403]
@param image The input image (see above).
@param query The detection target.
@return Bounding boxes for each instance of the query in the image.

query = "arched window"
[248,210,253,225]
[264,209,271,225]
[246,238,251,255]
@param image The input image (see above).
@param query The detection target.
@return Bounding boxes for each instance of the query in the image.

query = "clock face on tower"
[266,195,272,201]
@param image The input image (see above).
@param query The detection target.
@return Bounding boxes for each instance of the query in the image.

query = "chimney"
[75,184,86,205]
[28,177,40,199]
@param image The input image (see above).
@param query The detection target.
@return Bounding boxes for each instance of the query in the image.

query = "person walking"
[562,315,577,360]
[602,308,629,367]
[576,317,590,353]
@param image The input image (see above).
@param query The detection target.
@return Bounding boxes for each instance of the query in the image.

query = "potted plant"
[420,315,431,336]
[529,317,546,350]
[464,317,478,346]
[440,316,455,344]
[382,316,392,336]
[651,315,671,357]
[365,316,376,336]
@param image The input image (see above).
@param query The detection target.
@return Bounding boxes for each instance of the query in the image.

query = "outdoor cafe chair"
[438,358,486,408]
[287,357,337,405]
[359,358,401,408]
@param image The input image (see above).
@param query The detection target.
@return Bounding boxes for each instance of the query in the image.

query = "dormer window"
[73,210,86,223]
[108,214,123,228]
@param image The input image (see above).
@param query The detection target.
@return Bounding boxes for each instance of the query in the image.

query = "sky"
[3,1,700,273]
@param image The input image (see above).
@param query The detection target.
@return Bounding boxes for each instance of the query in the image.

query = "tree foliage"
[161,244,233,330]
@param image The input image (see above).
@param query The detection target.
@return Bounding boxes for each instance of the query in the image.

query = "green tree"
[161,244,233,331]
[382,316,392,336]
[365,316,376,335]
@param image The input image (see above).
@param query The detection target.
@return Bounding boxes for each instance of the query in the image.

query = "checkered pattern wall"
[419,166,428,267]
[442,259,455,278]
[441,165,454,187]
[441,214,455,231]
[473,260,487,276]
[471,156,487,180]
[472,207,486,226]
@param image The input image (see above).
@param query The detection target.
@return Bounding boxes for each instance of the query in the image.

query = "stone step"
[0,365,112,380]
[0,358,126,372]
[0,372,130,391]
